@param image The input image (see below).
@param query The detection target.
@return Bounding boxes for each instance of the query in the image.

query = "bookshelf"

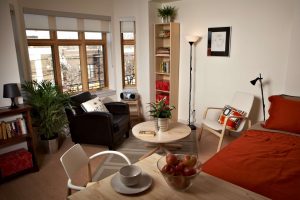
[154,22,180,122]
[0,104,38,181]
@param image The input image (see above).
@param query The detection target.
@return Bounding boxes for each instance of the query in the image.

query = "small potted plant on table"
[149,97,175,132]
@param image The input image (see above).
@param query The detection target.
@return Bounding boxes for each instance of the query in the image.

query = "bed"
[202,95,300,200]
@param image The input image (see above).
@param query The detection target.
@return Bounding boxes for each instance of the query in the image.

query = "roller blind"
[120,21,135,33]
[24,13,111,32]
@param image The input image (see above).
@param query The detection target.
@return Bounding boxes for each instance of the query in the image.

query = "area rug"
[93,130,198,181]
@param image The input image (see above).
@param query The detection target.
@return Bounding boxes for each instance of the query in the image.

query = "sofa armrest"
[105,102,130,115]
[71,111,113,123]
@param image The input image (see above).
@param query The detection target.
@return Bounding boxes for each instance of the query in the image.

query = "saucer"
[111,172,152,194]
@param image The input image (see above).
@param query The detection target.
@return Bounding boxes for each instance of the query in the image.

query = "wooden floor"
[0,129,237,200]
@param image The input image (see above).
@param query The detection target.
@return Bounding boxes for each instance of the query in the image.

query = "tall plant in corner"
[22,80,70,140]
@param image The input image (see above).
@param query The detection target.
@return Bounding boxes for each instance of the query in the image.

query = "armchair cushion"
[218,105,246,130]
[81,97,109,113]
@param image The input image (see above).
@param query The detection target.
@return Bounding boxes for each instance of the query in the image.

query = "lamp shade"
[3,83,21,98]
[185,35,200,43]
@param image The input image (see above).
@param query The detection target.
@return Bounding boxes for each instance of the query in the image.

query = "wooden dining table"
[67,153,269,200]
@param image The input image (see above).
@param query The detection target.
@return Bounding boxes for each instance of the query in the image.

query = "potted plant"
[22,80,70,153]
[157,5,177,23]
[149,97,175,132]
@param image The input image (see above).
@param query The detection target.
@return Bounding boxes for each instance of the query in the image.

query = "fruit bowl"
[157,153,202,191]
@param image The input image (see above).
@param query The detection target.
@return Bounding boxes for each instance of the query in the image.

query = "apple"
[166,153,179,166]
[183,167,196,176]
[182,154,197,167]
[162,164,175,175]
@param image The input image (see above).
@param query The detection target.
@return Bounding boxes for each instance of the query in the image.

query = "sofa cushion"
[70,92,95,115]
[218,105,246,130]
[81,97,109,113]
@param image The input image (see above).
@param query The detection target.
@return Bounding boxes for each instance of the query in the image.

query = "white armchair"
[199,92,254,152]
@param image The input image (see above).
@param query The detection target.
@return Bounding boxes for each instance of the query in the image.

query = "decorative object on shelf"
[3,83,21,109]
[22,80,70,153]
[207,27,231,57]
[157,6,177,23]
[250,73,266,121]
[149,97,175,132]
[158,30,170,38]
[186,35,201,130]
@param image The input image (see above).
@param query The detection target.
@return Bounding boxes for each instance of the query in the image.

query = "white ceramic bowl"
[119,165,142,187]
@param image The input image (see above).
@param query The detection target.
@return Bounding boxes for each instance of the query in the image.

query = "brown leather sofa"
[65,92,130,150]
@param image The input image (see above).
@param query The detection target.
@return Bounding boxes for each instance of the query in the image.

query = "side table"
[132,121,191,160]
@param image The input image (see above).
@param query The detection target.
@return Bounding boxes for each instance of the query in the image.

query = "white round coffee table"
[132,121,191,159]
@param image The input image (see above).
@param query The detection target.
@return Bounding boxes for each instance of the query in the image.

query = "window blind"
[24,12,110,32]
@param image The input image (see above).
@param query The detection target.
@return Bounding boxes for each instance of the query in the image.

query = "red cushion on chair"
[263,95,300,134]
[218,105,246,130]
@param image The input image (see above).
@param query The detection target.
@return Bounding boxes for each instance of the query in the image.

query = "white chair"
[60,144,131,195]
[199,92,254,152]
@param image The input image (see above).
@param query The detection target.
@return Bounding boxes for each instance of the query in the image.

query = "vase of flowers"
[149,97,175,132]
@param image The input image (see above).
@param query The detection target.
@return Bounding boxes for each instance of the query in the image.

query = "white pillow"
[81,97,109,113]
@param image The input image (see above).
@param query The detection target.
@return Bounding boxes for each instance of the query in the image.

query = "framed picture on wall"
[207,27,231,57]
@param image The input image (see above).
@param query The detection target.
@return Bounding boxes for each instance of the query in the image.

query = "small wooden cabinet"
[0,105,38,181]
[154,23,180,122]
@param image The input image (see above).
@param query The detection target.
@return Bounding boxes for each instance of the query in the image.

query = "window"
[24,12,111,93]
[27,46,54,82]
[120,21,136,88]
[26,30,108,92]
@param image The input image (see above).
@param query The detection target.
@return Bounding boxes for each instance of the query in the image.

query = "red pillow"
[218,105,246,130]
[263,95,300,134]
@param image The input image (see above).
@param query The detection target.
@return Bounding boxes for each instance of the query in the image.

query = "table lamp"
[3,83,21,109]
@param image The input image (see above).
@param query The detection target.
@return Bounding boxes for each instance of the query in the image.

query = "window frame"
[120,22,136,88]
[26,30,108,92]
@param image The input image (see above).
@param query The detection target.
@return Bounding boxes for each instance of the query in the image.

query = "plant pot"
[154,118,159,132]
[158,118,169,132]
[161,16,171,23]
[41,135,59,154]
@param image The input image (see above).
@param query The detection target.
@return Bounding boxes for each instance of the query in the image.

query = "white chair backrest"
[60,144,89,180]
[230,91,254,131]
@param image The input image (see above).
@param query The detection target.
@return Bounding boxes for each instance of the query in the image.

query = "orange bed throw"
[202,130,300,200]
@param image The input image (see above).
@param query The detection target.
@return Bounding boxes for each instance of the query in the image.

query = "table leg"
[139,146,160,160]
[164,143,182,149]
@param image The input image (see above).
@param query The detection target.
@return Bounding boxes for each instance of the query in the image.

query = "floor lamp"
[250,73,266,121]
[186,35,200,130]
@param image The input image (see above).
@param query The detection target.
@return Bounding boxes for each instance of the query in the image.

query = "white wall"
[285,0,300,95]
[166,0,299,126]
[112,0,151,118]
[0,0,22,107]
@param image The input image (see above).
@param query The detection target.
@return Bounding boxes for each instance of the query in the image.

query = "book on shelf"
[5,123,12,138]
[0,118,28,140]
[20,118,27,135]
[1,121,7,140]
[0,122,2,140]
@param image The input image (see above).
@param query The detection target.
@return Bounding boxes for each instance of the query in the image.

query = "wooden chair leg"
[217,129,226,152]
[198,126,204,141]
